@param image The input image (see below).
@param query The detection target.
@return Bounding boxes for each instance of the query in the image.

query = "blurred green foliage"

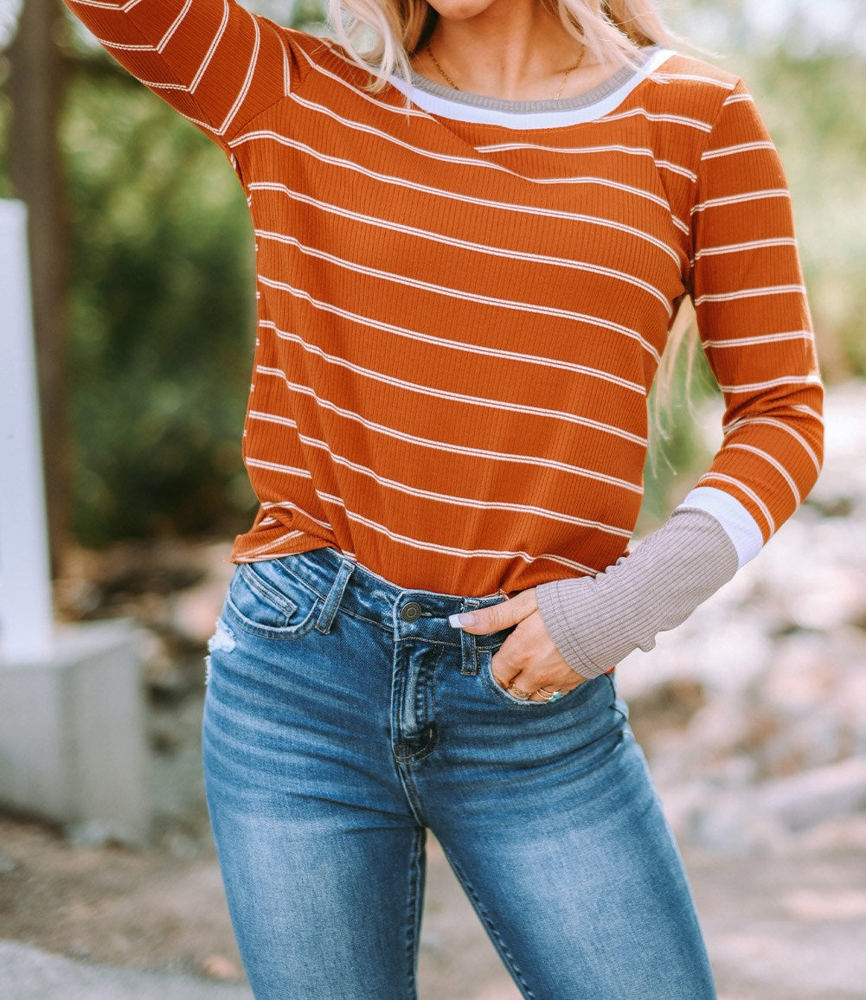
[2,1,864,545]
[63,68,257,543]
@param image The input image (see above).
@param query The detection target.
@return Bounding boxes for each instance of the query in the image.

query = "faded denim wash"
[202,545,716,999]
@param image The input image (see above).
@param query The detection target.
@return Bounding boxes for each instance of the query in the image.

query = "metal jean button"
[400,601,424,623]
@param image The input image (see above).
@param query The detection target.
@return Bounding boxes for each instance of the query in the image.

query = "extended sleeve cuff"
[535,507,739,678]
[677,486,764,567]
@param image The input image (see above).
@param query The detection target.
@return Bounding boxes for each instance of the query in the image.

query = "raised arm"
[65,0,300,150]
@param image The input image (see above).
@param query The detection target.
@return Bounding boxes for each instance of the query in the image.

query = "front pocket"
[478,648,564,708]
[477,648,601,711]
[224,560,321,639]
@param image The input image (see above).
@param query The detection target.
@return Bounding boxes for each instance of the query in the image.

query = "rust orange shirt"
[67,0,823,594]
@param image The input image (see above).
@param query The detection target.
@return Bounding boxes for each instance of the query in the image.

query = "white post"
[0,198,54,663]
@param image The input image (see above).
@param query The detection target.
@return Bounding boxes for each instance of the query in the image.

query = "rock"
[756,757,866,832]
[201,954,242,980]
[64,820,116,849]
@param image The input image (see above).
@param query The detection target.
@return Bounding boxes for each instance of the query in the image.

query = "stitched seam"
[402,828,425,1000]
[445,855,537,999]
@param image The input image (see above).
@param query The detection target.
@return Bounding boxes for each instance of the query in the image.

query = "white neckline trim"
[389,48,676,130]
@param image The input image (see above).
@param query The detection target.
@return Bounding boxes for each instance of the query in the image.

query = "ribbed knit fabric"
[67,0,824,597]
[536,506,738,677]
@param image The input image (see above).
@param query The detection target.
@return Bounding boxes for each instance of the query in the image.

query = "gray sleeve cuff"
[535,507,739,678]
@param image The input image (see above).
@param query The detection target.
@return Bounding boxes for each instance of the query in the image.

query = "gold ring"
[536,687,563,702]
[509,686,532,700]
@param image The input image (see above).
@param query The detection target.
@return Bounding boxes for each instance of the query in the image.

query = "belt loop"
[459,597,481,675]
[315,557,355,634]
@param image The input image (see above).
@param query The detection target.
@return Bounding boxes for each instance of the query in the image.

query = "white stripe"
[170,108,226,133]
[655,159,698,181]
[249,411,630,538]
[477,140,651,155]
[297,42,432,122]
[139,79,190,91]
[693,237,798,261]
[701,141,776,161]
[281,32,292,96]
[315,494,600,576]
[723,92,754,105]
[288,93,674,209]
[257,302,643,392]
[256,227,672,319]
[255,331,648,447]
[599,107,713,133]
[694,283,805,306]
[723,416,822,475]
[257,498,333,532]
[254,367,644,494]
[716,374,823,395]
[790,403,824,422]
[703,330,813,349]
[473,141,698,181]
[216,15,261,134]
[188,0,230,93]
[692,189,790,214]
[157,0,192,54]
[230,132,683,267]
[697,473,775,534]
[236,529,307,559]
[250,182,669,322]
[245,457,312,478]
[725,443,800,503]
[259,272,662,366]
[94,37,155,51]
[70,0,137,7]
[650,72,735,90]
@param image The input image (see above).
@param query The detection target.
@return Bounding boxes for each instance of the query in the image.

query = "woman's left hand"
[452,589,588,702]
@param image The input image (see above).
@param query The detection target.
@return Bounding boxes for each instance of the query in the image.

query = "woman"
[65,0,823,996]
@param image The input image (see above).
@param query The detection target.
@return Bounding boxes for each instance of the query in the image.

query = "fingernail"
[448,612,476,628]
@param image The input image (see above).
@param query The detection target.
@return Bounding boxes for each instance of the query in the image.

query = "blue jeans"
[202,546,716,999]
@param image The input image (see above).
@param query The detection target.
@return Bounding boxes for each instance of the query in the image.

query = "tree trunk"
[8,0,70,573]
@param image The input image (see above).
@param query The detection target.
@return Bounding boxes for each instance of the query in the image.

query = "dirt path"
[3,805,865,999]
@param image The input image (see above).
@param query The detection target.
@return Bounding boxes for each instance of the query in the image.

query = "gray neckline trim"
[408,47,657,115]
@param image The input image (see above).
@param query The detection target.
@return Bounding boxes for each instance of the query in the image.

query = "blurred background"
[0,1,865,999]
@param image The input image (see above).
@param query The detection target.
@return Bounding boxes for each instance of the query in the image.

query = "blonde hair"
[328,0,677,91]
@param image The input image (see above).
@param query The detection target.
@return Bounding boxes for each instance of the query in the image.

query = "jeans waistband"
[272,545,511,653]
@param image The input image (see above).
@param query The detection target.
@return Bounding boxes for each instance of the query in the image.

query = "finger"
[490,659,523,691]
[449,589,537,636]
[489,613,589,697]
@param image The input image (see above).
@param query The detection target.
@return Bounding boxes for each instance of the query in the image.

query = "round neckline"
[407,46,659,116]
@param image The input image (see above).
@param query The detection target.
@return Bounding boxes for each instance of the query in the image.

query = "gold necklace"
[424,41,586,101]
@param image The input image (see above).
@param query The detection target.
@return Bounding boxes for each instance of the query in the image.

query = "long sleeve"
[536,79,825,676]
[686,79,824,548]
[64,0,303,151]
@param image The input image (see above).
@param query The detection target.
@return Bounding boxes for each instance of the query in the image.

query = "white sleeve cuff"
[677,486,764,567]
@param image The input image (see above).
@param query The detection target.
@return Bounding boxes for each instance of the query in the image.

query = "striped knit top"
[68,0,824,597]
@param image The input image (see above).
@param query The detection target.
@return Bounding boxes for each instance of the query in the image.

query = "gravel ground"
[3,818,866,999]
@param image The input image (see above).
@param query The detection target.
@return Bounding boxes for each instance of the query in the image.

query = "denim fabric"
[202,546,716,1000]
